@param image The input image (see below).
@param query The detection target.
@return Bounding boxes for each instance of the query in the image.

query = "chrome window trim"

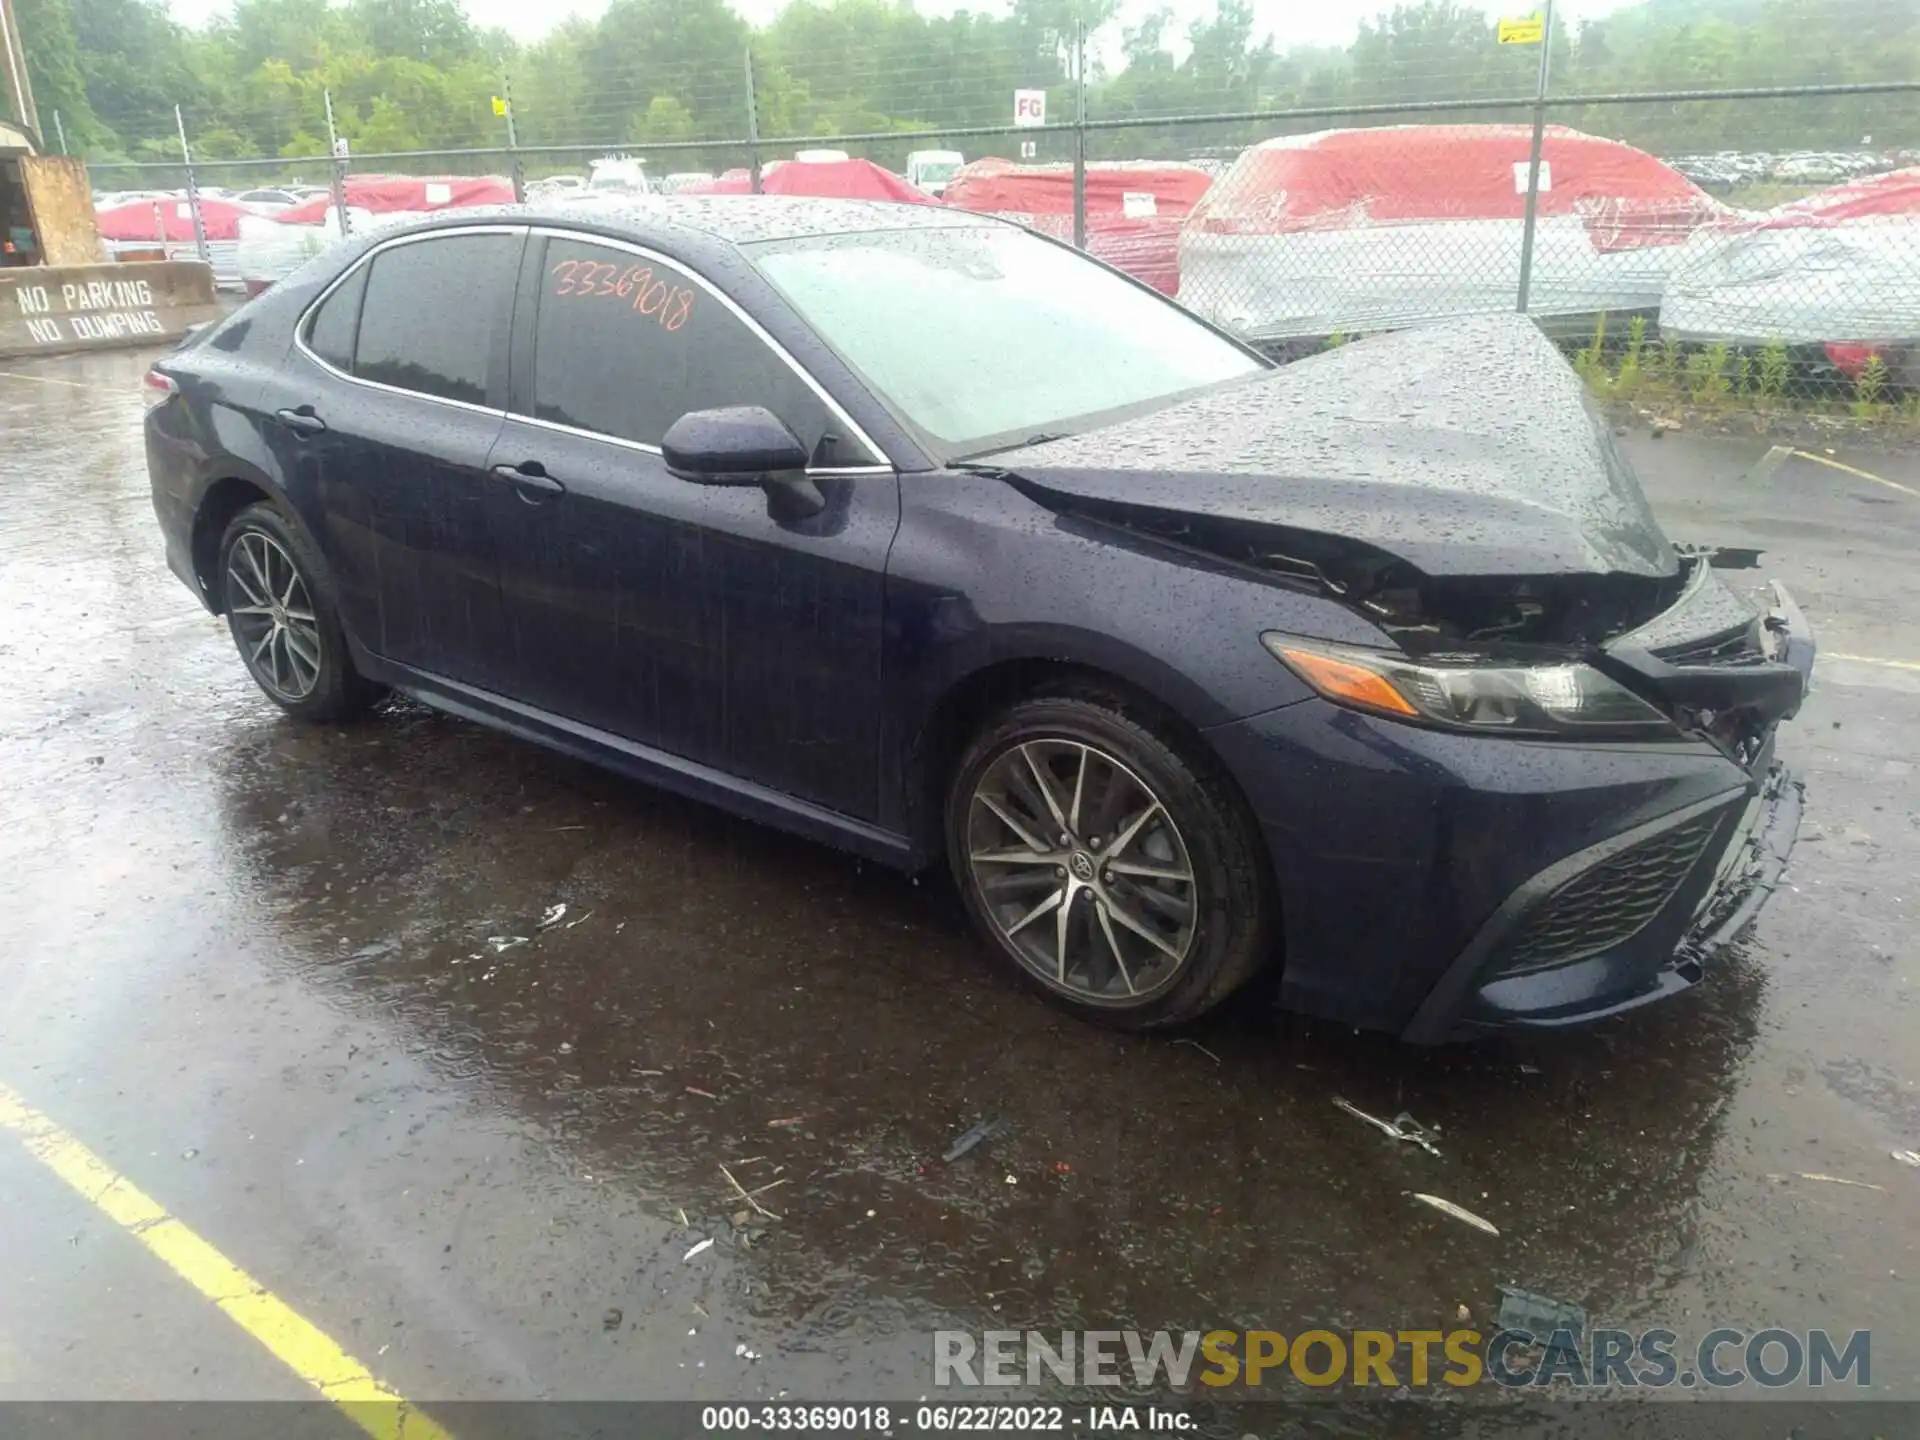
[526,225,889,469]
[293,223,527,420]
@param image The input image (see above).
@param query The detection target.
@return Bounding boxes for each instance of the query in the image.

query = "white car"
[906,149,964,196]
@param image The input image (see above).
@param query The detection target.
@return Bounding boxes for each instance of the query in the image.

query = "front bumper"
[1203,577,1814,1042]
[1404,761,1801,1041]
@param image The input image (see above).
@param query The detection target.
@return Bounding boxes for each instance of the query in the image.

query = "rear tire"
[217,501,379,723]
[945,684,1273,1030]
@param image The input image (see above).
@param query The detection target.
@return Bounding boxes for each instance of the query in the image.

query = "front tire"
[217,501,378,723]
[945,685,1273,1029]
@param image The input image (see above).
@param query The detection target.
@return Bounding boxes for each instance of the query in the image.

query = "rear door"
[484,229,899,819]
[282,226,524,690]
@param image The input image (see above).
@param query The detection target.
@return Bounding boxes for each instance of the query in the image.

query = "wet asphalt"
[2,346,1920,1419]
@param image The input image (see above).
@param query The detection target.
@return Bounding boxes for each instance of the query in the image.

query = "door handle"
[275,407,327,436]
[491,461,566,501]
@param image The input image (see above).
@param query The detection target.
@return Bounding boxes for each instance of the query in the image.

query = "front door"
[484,231,899,820]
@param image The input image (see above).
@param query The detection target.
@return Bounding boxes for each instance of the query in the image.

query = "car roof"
[387,195,996,250]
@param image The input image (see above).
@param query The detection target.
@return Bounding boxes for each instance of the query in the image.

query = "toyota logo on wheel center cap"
[1069,851,1097,882]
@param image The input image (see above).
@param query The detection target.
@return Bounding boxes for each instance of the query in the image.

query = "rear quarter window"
[304,263,366,372]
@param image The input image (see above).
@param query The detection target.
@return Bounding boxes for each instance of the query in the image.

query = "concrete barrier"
[0,260,224,359]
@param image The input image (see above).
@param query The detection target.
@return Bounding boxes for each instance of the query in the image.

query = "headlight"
[1263,634,1675,738]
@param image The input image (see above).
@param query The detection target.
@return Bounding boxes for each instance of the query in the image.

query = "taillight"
[142,369,178,411]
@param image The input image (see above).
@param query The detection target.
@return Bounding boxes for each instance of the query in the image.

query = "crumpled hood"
[989,315,1678,580]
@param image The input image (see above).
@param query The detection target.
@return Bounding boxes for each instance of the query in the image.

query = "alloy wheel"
[226,529,323,702]
[965,738,1199,1004]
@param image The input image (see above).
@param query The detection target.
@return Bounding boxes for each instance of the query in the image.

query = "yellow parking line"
[0,1080,449,1440]
[1828,652,1920,673]
[1792,450,1920,499]
[0,369,95,389]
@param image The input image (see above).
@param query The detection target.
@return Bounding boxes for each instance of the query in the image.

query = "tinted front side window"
[354,233,518,406]
[531,237,863,461]
[305,263,365,371]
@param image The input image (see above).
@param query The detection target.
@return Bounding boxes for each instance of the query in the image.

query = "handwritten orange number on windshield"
[551,257,696,333]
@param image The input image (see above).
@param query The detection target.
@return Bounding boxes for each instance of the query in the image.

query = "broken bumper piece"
[1409,763,1803,1041]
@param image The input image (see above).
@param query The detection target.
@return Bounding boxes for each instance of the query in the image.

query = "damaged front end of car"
[979,316,1814,1037]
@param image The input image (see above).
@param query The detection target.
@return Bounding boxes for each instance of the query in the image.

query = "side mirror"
[662,406,808,484]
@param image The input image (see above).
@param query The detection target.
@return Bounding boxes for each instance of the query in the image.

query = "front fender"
[878,470,1367,849]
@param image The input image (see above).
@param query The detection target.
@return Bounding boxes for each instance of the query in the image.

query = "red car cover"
[275,175,515,225]
[942,159,1212,294]
[1189,126,1720,253]
[1770,166,1920,226]
[685,159,936,203]
[96,196,255,243]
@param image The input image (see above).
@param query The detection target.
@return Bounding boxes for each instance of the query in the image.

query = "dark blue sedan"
[144,198,1813,1040]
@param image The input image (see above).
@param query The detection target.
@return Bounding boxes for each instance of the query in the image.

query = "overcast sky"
[162,0,1647,52]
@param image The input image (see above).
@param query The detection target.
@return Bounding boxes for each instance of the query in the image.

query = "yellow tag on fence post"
[491,96,508,117]
[1498,13,1545,43]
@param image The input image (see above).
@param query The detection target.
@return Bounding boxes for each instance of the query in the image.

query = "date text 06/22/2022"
[700,1405,1193,1433]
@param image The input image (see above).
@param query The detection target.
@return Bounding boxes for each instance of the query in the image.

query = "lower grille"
[1490,814,1722,978]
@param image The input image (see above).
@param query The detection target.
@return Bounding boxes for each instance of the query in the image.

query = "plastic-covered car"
[96,195,254,287]
[682,157,935,203]
[1660,167,1920,387]
[1179,125,1726,345]
[942,158,1213,296]
[235,176,516,295]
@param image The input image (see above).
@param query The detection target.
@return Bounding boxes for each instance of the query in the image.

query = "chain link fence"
[80,67,1920,412]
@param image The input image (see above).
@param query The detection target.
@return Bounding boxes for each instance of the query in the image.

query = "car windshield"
[748,224,1263,457]
[919,161,960,183]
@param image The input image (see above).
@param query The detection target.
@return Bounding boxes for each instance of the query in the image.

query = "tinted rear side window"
[530,236,865,462]
[354,232,518,406]
[305,263,365,371]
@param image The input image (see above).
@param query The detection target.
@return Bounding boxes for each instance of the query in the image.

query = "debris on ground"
[683,1238,715,1260]
[1774,1172,1887,1192]
[1893,1150,1920,1168]
[1174,1038,1222,1065]
[602,1307,623,1331]
[565,910,595,929]
[721,1162,786,1220]
[943,1117,1006,1163]
[486,935,528,953]
[766,1116,805,1128]
[686,1087,719,1100]
[539,904,568,928]
[736,1342,761,1361]
[1455,1304,1471,1323]
[1334,1097,1443,1158]
[1497,1286,1588,1352]
[1410,1193,1499,1236]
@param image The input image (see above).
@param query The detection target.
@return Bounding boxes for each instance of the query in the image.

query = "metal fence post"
[53,109,67,155]
[745,48,763,194]
[503,73,525,203]
[174,104,211,268]
[324,89,351,236]
[1514,0,1557,315]
[1072,18,1088,250]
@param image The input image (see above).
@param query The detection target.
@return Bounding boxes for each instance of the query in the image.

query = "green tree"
[7,0,106,148]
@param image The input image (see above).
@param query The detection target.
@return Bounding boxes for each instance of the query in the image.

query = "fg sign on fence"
[1014,90,1047,127]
